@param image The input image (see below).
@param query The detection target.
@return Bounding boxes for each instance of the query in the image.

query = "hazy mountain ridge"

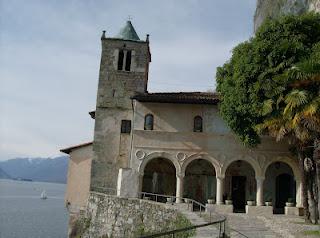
[0,156,69,183]
[0,167,12,179]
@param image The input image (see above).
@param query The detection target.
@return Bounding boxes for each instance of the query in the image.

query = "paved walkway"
[172,203,319,238]
[258,215,320,238]
[225,213,282,238]
[174,205,281,238]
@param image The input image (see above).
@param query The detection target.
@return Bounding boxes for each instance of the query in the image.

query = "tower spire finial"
[128,15,132,21]
[101,30,106,39]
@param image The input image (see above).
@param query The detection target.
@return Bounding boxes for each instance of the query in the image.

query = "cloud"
[0,0,256,160]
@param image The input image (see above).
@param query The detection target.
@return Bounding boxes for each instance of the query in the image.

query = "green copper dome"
[116,21,140,41]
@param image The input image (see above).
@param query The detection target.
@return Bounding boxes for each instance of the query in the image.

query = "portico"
[136,148,301,215]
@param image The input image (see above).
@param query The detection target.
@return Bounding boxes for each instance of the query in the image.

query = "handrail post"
[223,220,226,238]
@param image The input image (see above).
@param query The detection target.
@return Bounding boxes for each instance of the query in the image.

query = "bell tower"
[91,21,151,191]
[97,20,151,109]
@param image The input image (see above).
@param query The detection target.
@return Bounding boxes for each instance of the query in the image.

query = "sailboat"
[40,190,47,200]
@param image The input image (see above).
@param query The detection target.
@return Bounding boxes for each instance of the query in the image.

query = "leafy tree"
[216,13,320,222]
[217,13,320,146]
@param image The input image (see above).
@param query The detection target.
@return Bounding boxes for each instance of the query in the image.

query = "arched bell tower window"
[194,116,203,132]
[117,49,132,71]
[144,114,154,130]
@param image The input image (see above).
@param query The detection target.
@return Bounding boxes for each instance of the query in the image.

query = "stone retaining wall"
[69,192,193,238]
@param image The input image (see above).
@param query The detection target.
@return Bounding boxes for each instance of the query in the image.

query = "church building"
[61,21,302,216]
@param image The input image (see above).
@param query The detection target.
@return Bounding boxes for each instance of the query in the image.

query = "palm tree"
[255,53,320,222]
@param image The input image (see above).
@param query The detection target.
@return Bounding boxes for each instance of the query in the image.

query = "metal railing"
[229,228,249,238]
[139,191,211,218]
[139,218,226,238]
[138,191,226,238]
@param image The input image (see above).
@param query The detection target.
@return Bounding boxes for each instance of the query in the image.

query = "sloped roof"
[116,21,140,41]
[60,142,93,154]
[132,92,220,105]
[89,111,95,119]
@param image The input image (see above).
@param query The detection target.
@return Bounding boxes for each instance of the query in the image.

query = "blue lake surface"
[0,179,69,238]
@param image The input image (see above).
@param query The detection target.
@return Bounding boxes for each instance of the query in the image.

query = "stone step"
[174,205,221,238]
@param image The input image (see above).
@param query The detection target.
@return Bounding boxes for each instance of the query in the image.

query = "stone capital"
[138,172,144,177]
[255,176,265,181]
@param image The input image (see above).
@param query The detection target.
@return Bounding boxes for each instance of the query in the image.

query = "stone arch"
[262,156,300,181]
[224,159,258,212]
[181,153,220,177]
[263,157,299,213]
[221,156,262,178]
[138,151,181,176]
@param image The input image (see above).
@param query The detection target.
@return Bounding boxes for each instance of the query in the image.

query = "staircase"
[175,205,221,238]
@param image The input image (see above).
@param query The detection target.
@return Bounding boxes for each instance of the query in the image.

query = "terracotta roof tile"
[132,92,219,105]
[60,142,93,154]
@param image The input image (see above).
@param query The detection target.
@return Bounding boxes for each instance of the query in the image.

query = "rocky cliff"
[254,0,320,32]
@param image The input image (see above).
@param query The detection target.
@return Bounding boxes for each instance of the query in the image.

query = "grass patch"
[134,213,195,238]
[303,230,320,236]
[171,214,196,238]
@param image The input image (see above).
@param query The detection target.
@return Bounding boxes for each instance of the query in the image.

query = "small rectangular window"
[125,50,132,71]
[117,50,124,70]
[121,120,131,133]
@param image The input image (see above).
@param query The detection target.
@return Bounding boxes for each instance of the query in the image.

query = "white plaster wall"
[133,101,230,134]
[130,100,300,200]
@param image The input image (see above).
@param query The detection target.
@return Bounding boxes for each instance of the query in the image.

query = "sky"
[0,0,257,160]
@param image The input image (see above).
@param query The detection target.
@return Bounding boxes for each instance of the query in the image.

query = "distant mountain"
[0,167,12,179]
[0,156,69,183]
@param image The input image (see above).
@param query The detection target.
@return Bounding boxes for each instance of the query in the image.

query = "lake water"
[0,179,69,238]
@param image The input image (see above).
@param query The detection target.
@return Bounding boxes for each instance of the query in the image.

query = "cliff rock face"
[254,0,320,32]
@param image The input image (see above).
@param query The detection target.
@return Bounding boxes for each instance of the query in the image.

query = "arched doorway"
[142,157,176,202]
[264,162,296,214]
[184,159,216,204]
[225,160,256,213]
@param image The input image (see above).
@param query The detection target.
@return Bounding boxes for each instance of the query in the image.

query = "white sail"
[40,190,47,199]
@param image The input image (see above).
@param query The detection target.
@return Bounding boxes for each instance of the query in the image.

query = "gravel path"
[258,215,320,238]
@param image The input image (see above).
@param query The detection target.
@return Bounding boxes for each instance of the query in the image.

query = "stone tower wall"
[91,38,150,190]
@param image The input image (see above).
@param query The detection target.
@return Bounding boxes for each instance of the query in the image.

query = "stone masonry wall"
[91,38,150,191]
[70,192,193,238]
